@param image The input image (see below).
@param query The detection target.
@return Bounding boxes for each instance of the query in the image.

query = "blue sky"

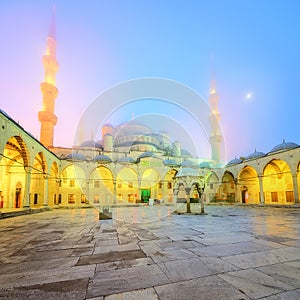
[0,0,299,161]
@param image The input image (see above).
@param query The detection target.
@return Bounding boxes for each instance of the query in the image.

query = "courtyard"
[0,205,299,299]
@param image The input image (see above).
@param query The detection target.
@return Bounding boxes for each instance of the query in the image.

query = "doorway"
[15,182,22,208]
[141,189,150,203]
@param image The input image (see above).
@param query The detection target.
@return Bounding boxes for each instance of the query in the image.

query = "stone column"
[173,187,178,211]
[23,167,31,208]
[185,187,191,213]
[113,180,117,205]
[292,173,299,204]
[43,174,49,206]
[258,174,265,204]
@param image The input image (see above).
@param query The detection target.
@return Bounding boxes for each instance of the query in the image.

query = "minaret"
[38,9,59,148]
[208,76,222,165]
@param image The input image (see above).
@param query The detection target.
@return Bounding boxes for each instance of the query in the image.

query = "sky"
[0,0,299,162]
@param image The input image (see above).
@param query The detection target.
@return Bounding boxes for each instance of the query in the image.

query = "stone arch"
[140,168,161,203]
[238,166,259,204]
[61,164,87,206]
[89,166,114,206]
[205,171,220,202]
[48,161,59,206]
[116,167,139,203]
[161,169,177,203]
[0,136,30,208]
[31,152,48,206]
[263,159,294,204]
[220,171,236,202]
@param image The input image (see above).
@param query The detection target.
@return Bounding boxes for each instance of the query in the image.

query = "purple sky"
[1,0,299,162]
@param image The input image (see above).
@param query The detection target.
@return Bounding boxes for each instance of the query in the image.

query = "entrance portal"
[141,189,150,203]
[15,182,22,208]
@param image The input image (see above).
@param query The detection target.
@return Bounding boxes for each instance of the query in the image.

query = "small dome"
[163,159,178,166]
[226,157,242,166]
[246,149,265,160]
[138,151,158,159]
[176,167,199,177]
[270,140,299,153]
[80,140,103,149]
[181,160,198,168]
[117,156,136,164]
[199,161,212,169]
[181,149,192,156]
[65,153,86,161]
[94,154,112,163]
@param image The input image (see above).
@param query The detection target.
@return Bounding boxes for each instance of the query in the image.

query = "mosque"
[0,14,299,212]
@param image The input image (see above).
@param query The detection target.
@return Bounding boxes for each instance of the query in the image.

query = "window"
[58,194,62,204]
[94,180,100,188]
[210,183,213,190]
[94,194,100,203]
[158,182,163,189]
[128,194,134,202]
[286,191,294,203]
[128,181,133,188]
[54,194,57,205]
[271,192,278,202]
[168,182,172,189]
[81,194,87,204]
[34,193,38,205]
[69,179,75,187]
[118,181,122,188]
[68,194,75,204]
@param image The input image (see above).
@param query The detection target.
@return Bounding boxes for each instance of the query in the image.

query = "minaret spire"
[38,9,59,148]
[208,60,222,165]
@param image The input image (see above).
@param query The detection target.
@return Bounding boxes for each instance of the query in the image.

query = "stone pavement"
[0,205,300,300]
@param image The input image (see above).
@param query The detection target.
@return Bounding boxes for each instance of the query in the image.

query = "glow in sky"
[0,0,299,162]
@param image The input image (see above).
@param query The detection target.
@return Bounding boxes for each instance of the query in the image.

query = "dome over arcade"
[117,156,136,164]
[176,167,199,177]
[181,149,192,157]
[80,140,103,149]
[65,153,86,161]
[138,151,158,159]
[181,159,198,168]
[245,149,265,160]
[226,157,242,166]
[94,154,112,163]
[163,159,178,166]
[199,161,212,169]
[269,140,299,153]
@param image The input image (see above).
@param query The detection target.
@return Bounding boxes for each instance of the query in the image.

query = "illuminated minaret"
[208,77,222,165]
[38,9,59,148]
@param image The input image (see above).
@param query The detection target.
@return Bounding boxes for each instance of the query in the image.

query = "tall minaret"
[38,9,59,148]
[208,76,222,165]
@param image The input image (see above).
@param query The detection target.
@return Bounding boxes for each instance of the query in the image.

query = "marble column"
[258,174,265,204]
[292,173,299,203]
[23,167,31,208]
[43,174,49,206]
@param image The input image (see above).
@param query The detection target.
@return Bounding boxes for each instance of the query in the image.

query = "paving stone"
[219,269,294,299]
[223,247,300,269]
[0,278,88,300]
[104,287,159,300]
[154,275,251,300]
[257,262,300,288]
[87,264,170,298]
[259,289,300,299]
[0,265,95,289]
[0,257,79,275]
[190,240,275,257]
[93,242,140,254]
[77,249,146,266]
[96,257,154,272]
